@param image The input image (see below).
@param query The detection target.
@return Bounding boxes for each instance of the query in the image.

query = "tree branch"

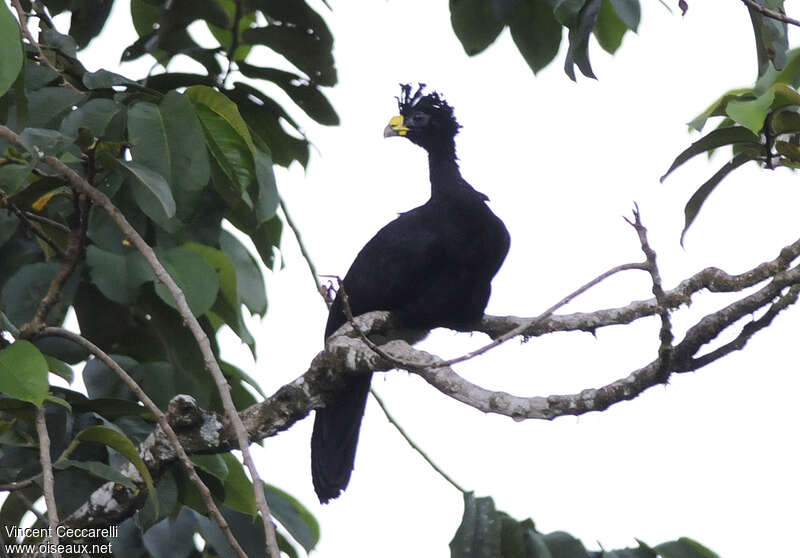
[740,0,800,28]
[40,327,250,558]
[35,406,61,558]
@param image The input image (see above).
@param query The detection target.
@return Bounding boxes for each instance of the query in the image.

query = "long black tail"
[311,372,373,503]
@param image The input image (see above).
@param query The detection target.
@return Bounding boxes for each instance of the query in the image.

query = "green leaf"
[594,0,628,54]
[206,0,255,61]
[188,87,258,209]
[0,163,34,196]
[253,148,279,224]
[160,91,211,192]
[264,483,320,553]
[73,425,155,497]
[86,245,153,304]
[55,459,137,489]
[220,229,267,316]
[247,215,282,269]
[219,454,256,515]
[183,240,254,346]
[1,262,75,326]
[60,98,123,139]
[229,82,310,169]
[237,63,339,126]
[681,152,757,244]
[449,0,504,56]
[82,69,139,90]
[19,128,74,157]
[0,209,18,248]
[542,531,589,557]
[688,88,753,132]
[554,0,588,27]
[0,3,23,98]
[222,360,266,399]
[450,493,502,558]
[609,0,640,31]
[186,86,256,152]
[654,537,721,558]
[661,126,761,182]
[45,355,74,383]
[68,0,115,49]
[190,454,229,480]
[116,158,177,219]
[128,101,172,185]
[510,0,562,75]
[0,341,49,407]
[725,89,775,134]
[564,0,602,80]
[154,246,220,316]
[241,25,336,86]
[770,82,800,110]
[26,87,86,129]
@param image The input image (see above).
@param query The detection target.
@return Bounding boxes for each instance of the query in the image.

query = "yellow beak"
[383,115,409,137]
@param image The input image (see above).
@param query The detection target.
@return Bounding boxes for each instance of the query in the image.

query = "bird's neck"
[427,142,464,197]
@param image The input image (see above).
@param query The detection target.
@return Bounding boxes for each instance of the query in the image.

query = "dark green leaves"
[661,127,761,182]
[450,0,505,56]
[510,0,562,75]
[154,246,219,316]
[449,0,640,78]
[0,341,49,406]
[238,63,338,126]
[564,0,602,80]
[241,25,336,87]
[654,538,721,558]
[0,2,23,98]
[680,152,756,244]
[451,494,718,558]
[264,484,320,553]
[85,245,153,304]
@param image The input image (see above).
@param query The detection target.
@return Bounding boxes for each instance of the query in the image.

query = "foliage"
[659,1,800,241]
[449,0,640,78]
[0,0,332,556]
[451,494,720,558]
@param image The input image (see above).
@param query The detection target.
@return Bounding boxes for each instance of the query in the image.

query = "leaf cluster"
[451,493,721,558]
[449,0,640,79]
[0,0,334,556]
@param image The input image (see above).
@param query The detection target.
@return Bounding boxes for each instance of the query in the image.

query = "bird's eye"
[411,112,430,126]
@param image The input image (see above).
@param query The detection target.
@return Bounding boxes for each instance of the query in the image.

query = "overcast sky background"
[38,0,800,557]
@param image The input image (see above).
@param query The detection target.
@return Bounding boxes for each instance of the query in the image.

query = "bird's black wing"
[313,205,444,503]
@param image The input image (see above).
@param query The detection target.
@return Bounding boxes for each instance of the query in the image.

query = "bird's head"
[383,84,460,152]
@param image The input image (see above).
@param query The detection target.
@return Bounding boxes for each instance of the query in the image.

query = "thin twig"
[222,0,243,87]
[337,278,424,370]
[279,197,330,307]
[9,0,78,90]
[40,327,250,558]
[23,211,70,233]
[10,491,48,525]
[370,388,466,493]
[35,406,61,558]
[0,189,66,258]
[20,197,87,337]
[625,205,673,383]
[434,261,648,368]
[740,0,800,28]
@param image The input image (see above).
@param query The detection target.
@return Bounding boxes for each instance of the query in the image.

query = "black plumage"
[311,84,510,503]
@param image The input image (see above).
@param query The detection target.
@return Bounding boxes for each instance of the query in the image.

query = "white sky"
[40,1,800,557]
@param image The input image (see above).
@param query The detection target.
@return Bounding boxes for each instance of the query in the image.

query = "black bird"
[311,84,510,503]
